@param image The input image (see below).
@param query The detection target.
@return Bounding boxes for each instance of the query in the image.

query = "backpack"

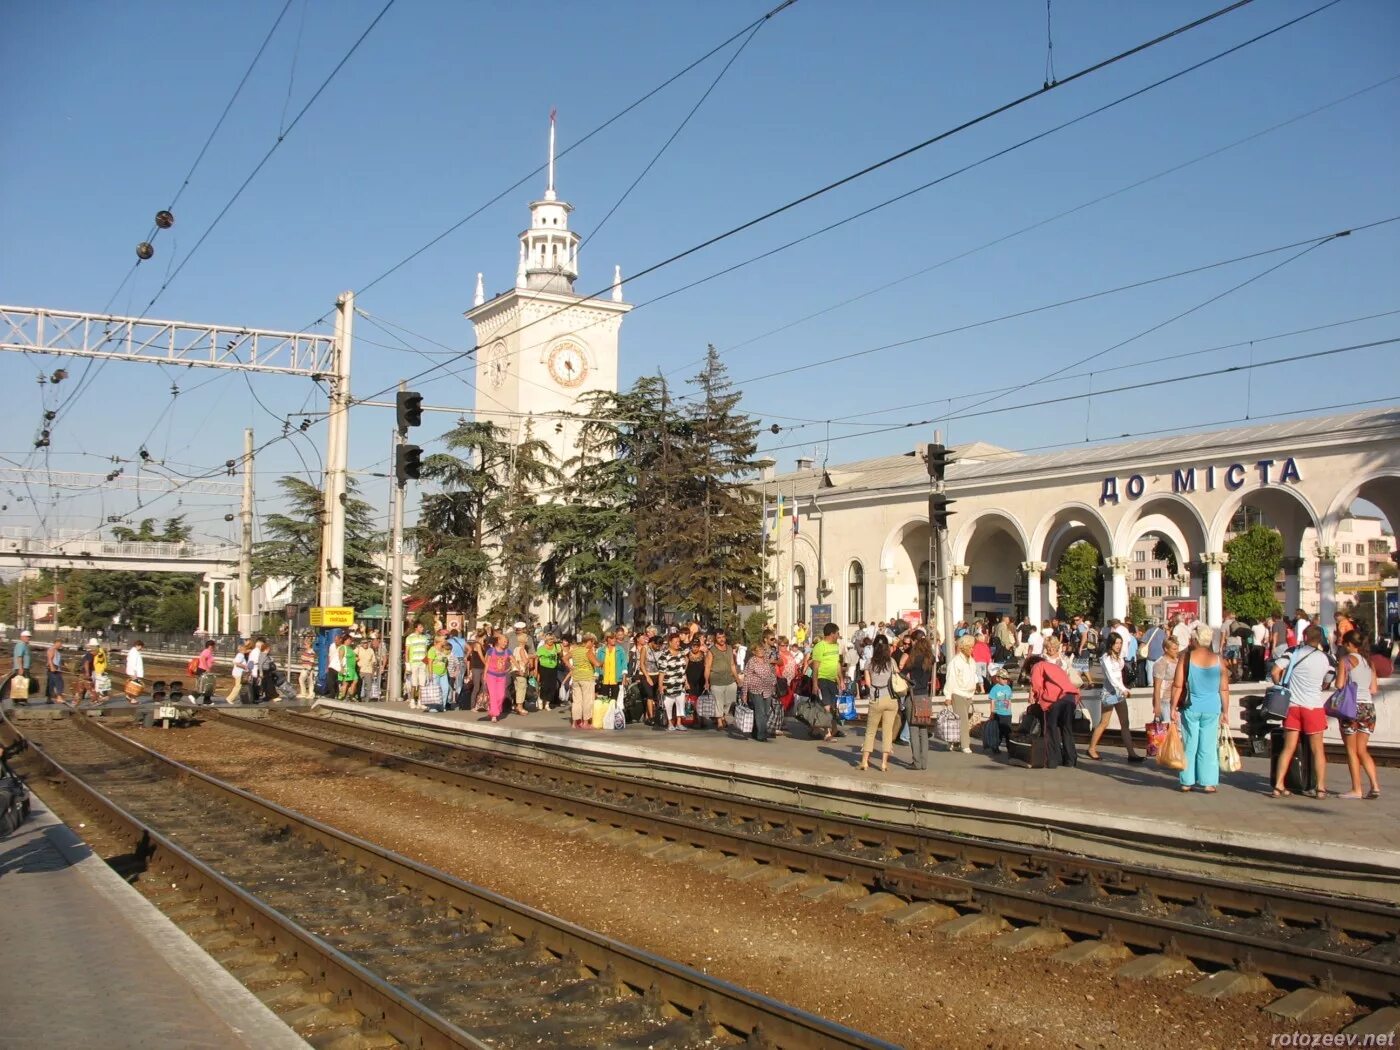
[186,656,200,677]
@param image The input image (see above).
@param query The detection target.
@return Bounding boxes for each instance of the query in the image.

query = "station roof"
[767,406,1400,500]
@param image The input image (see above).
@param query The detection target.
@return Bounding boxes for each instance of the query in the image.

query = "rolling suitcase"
[1269,727,1316,794]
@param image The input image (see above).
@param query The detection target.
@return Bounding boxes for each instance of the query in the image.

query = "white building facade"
[763,409,1400,635]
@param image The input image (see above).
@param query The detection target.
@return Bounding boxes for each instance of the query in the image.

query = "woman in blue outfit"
[1170,623,1231,793]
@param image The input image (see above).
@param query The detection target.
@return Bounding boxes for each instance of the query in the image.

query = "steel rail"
[9,712,897,1050]
[0,713,483,1050]
[222,709,1400,1006]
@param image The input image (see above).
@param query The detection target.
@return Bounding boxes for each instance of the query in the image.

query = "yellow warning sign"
[309,606,355,627]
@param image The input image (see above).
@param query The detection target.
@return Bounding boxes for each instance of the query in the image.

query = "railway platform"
[312,698,1400,902]
[0,789,307,1050]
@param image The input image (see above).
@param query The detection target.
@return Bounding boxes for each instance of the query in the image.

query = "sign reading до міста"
[1098,457,1301,506]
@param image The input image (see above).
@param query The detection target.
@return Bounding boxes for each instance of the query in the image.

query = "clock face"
[547,343,588,388]
[487,342,508,388]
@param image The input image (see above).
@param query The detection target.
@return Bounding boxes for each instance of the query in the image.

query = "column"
[197,580,209,634]
[1280,556,1304,614]
[1316,545,1339,630]
[950,564,968,626]
[1105,556,1129,623]
[1201,551,1229,627]
[222,581,232,637]
[1021,561,1046,626]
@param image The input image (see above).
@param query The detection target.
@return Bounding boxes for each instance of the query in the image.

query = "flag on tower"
[792,486,800,537]
[549,106,557,123]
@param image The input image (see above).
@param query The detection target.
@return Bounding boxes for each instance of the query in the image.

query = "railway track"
[0,713,895,1050]
[212,707,1400,1026]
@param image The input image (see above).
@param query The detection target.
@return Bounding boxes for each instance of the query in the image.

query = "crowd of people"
[3,601,1390,801]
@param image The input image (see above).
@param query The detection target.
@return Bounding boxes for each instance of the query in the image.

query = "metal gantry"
[0,304,336,376]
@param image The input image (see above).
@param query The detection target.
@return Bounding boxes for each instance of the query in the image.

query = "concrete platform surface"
[0,791,307,1050]
[313,699,1400,895]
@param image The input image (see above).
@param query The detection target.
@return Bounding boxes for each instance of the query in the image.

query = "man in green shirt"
[804,622,846,742]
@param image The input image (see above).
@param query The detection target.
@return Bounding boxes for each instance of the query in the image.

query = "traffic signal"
[926,442,956,482]
[396,390,424,431]
[929,492,956,531]
[395,444,422,484]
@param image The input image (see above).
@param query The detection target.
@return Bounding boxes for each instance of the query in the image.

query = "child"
[985,668,1015,754]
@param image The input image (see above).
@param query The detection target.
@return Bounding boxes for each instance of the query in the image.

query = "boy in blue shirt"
[985,668,1015,754]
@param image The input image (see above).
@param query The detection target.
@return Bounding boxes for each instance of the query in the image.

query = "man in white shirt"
[1170,614,1192,650]
[1293,609,1311,642]
[1027,627,1046,657]
[1268,625,1332,799]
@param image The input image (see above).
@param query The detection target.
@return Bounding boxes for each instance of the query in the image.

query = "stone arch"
[1113,494,1209,564]
[879,516,933,624]
[1032,502,1114,568]
[1321,470,1400,541]
[879,517,928,574]
[1207,485,1321,556]
[950,509,1031,564]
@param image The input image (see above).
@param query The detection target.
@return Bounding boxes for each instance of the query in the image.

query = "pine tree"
[413,419,557,624]
[489,418,552,623]
[672,346,762,625]
[253,477,383,610]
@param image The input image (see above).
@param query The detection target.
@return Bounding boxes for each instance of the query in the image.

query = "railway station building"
[763,408,1400,634]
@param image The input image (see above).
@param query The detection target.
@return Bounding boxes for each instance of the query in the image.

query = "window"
[1152,567,1164,579]
[792,566,807,627]
[1134,550,1147,562]
[1134,586,1146,597]
[1135,569,1146,581]
[1151,586,1163,597]
[847,561,864,625]
[1342,543,1352,555]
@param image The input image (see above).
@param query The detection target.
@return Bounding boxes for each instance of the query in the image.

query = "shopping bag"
[1218,724,1242,773]
[1156,721,1186,771]
[1145,719,1169,758]
[93,673,111,695]
[124,678,144,700]
[934,706,960,744]
[610,699,625,731]
[1324,680,1358,721]
[696,691,718,718]
[9,674,31,700]
[733,700,755,734]
[681,695,697,726]
[836,693,858,722]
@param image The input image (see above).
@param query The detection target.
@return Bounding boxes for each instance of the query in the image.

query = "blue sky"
[2,0,1398,545]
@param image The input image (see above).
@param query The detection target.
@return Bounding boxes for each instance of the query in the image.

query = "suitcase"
[1270,727,1316,793]
[981,716,1001,752]
[1006,731,1051,768]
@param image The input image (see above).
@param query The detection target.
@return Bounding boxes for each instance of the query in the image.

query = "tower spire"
[545,107,557,202]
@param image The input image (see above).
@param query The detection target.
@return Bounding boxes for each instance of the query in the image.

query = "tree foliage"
[1128,593,1148,627]
[1223,523,1284,621]
[253,477,383,610]
[57,517,200,631]
[1054,542,1103,621]
[412,420,557,624]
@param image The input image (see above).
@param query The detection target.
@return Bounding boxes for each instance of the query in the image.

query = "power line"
[580,10,776,249]
[757,336,1398,455]
[48,0,397,432]
[351,0,1269,407]
[727,216,1398,390]
[759,307,1400,429]
[673,71,1400,377]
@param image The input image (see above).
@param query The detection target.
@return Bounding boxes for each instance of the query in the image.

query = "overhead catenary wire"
[680,71,1400,375]
[350,0,1271,408]
[757,307,1400,429]
[755,336,1399,455]
[47,0,397,433]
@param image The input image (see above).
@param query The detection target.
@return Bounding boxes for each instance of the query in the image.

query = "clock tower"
[465,113,632,469]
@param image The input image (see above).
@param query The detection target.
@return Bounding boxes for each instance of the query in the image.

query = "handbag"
[1324,679,1359,721]
[196,672,216,695]
[1264,647,1315,718]
[1218,723,1242,773]
[1145,719,1169,758]
[889,671,909,698]
[124,678,144,699]
[908,695,934,727]
[774,675,790,697]
[836,693,858,721]
[733,699,755,734]
[93,672,111,695]
[934,706,961,743]
[696,691,718,718]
